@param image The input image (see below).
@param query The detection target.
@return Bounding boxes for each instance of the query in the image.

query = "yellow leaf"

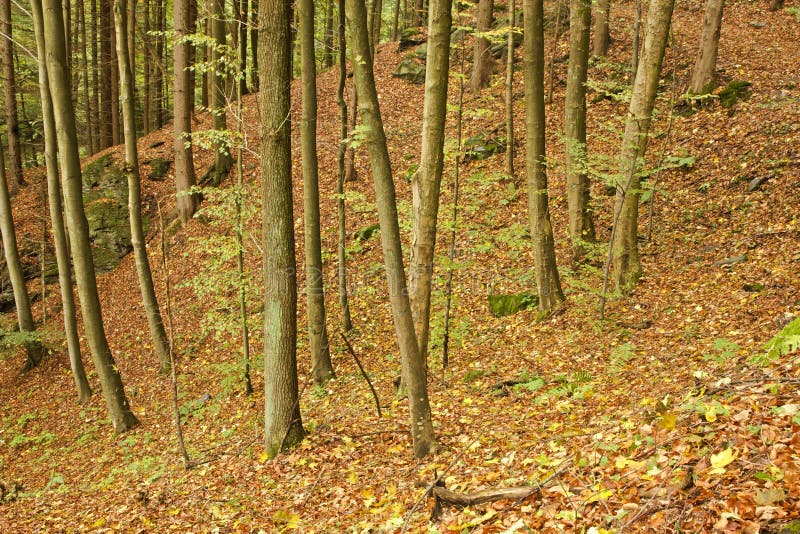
[658,412,677,430]
[92,518,106,528]
[709,448,737,474]
[705,405,717,422]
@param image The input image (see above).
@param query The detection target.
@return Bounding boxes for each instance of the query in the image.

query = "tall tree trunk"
[610,0,675,294]
[631,0,641,78]
[372,0,383,46]
[413,0,424,26]
[211,0,232,182]
[143,0,152,133]
[524,0,565,314]
[236,0,248,95]
[336,0,353,332]
[391,0,401,40]
[154,0,165,128]
[1,0,24,194]
[79,0,95,150]
[689,0,724,94]
[115,0,172,374]
[99,0,114,147]
[565,0,595,260]
[299,0,335,384]
[250,0,259,91]
[322,0,334,69]
[505,0,515,178]
[30,0,92,401]
[471,0,494,92]
[408,0,451,362]
[173,0,198,222]
[593,0,610,56]
[42,0,139,432]
[346,0,436,459]
[260,0,305,456]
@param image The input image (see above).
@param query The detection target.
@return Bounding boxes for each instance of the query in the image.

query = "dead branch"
[339,331,382,418]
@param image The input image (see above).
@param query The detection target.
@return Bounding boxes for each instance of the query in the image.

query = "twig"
[339,331,382,418]
[301,465,327,506]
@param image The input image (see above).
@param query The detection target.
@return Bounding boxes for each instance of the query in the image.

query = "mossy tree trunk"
[346,0,436,459]
[409,0,451,362]
[30,0,91,401]
[611,0,675,294]
[689,0,724,95]
[43,0,139,433]
[259,0,305,456]
[524,0,565,314]
[299,0,335,385]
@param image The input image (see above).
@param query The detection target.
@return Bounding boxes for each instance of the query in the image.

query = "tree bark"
[299,0,335,385]
[524,0,565,314]
[250,0,259,91]
[611,0,675,294]
[346,0,436,458]
[30,0,92,401]
[565,0,595,260]
[114,0,172,374]
[100,0,114,147]
[91,0,102,150]
[154,0,165,128]
[259,0,305,456]
[43,0,139,433]
[211,0,233,182]
[413,0,424,26]
[505,0,515,178]
[593,0,610,57]
[336,0,353,332]
[689,0,724,94]
[173,0,198,222]
[78,0,96,151]
[1,0,24,193]
[322,0,334,69]
[471,0,495,92]
[409,0,451,362]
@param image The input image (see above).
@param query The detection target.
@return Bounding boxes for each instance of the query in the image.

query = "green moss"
[488,292,539,317]
[718,80,752,108]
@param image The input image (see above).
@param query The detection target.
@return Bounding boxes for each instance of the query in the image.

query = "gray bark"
[1,0,23,193]
[173,0,198,221]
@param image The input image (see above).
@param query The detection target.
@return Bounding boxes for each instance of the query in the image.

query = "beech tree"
[299,0,335,384]
[210,0,232,183]
[505,0,516,178]
[593,0,611,57]
[565,0,595,259]
[471,0,495,92]
[336,0,353,332]
[611,0,675,294]
[42,0,139,432]
[408,0,452,361]
[174,0,198,222]
[260,0,305,455]
[30,0,92,401]
[524,0,565,313]
[346,0,436,458]
[690,0,724,95]
[1,0,23,193]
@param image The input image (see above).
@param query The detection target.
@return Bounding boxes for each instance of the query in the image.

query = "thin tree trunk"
[154,0,165,128]
[345,84,358,182]
[689,0,724,94]
[236,0,247,95]
[610,0,675,294]
[260,0,305,456]
[471,0,494,92]
[372,0,383,46]
[322,0,334,68]
[250,0,259,91]
[174,0,198,222]
[30,0,91,401]
[346,0,436,458]
[1,0,24,193]
[211,0,232,183]
[299,0,335,385]
[336,0,353,332]
[565,0,595,260]
[114,0,172,374]
[100,0,114,147]
[43,0,139,432]
[632,0,641,78]
[408,0,451,362]
[109,0,121,145]
[91,0,102,150]
[413,0,424,26]
[524,0,565,314]
[79,0,95,149]
[505,0,515,178]
[143,0,152,133]
[593,0,611,57]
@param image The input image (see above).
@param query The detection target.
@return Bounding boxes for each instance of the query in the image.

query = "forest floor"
[1,0,799,531]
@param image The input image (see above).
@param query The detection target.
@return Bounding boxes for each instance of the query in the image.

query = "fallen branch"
[340,331,382,418]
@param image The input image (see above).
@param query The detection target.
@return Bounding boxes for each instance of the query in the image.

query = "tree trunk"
[336,0,353,332]
[143,0,152,133]
[154,0,165,128]
[593,0,610,57]
[345,84,358,182]
[391,0,401,40]
[173,0,198,222]
[524,0,565,314]
[322,0,334,69]
[346,0,436,459]
[30,0,92,401]
[259,0,305,456]
[43,0,139,432]
[408,0,451,362]
[631,0,641,78]
[413,0,424,26]
[91,0,102,150]
[250,0,259,91]
[99,0,114,148]
[236,0,248,95]
[372,0,383,46]
[689,0,724,94]
[611,0,675,294]
[299,0,335,385]
[114,0,172,374]
[505,0,515,178]
[471,0,495,92]
[211,0,233,182]
[1,0,24,193]
[565,0,595,260]
[79,0,95,150]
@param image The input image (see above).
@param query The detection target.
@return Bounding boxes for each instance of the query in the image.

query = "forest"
[0,0,799,530]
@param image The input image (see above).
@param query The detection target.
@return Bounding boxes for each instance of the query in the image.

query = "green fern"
[757,317,800,365]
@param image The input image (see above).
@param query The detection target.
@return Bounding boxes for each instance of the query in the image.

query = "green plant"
[609,342,636,372]
[753,316,800,366]
[703,337,740,365]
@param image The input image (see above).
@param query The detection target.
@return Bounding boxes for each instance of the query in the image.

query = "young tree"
[210,0,232,184]
[505,0,516,178]
[346,0,436,458]
[0,0,24,193]
[30,0,92,401]
[565,0,595,259]
[610,0,675,294]
[336,0,353,332]
[260,0,305,456]
[408,0,451,361]
[42,0,139,432]
[471,0,495,92]
[524,0,565,313]
[114,0,172,374]
[593,0,611,57]
[174,0,198,222]
[689,0,724,95]
[299,0,335,384]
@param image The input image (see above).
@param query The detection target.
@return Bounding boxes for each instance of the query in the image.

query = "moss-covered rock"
[718,80,752,108]
[146,158,171,181]
[392,54,426,85]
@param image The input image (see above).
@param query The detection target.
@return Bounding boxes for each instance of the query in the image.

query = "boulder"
[392,54,426,84]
